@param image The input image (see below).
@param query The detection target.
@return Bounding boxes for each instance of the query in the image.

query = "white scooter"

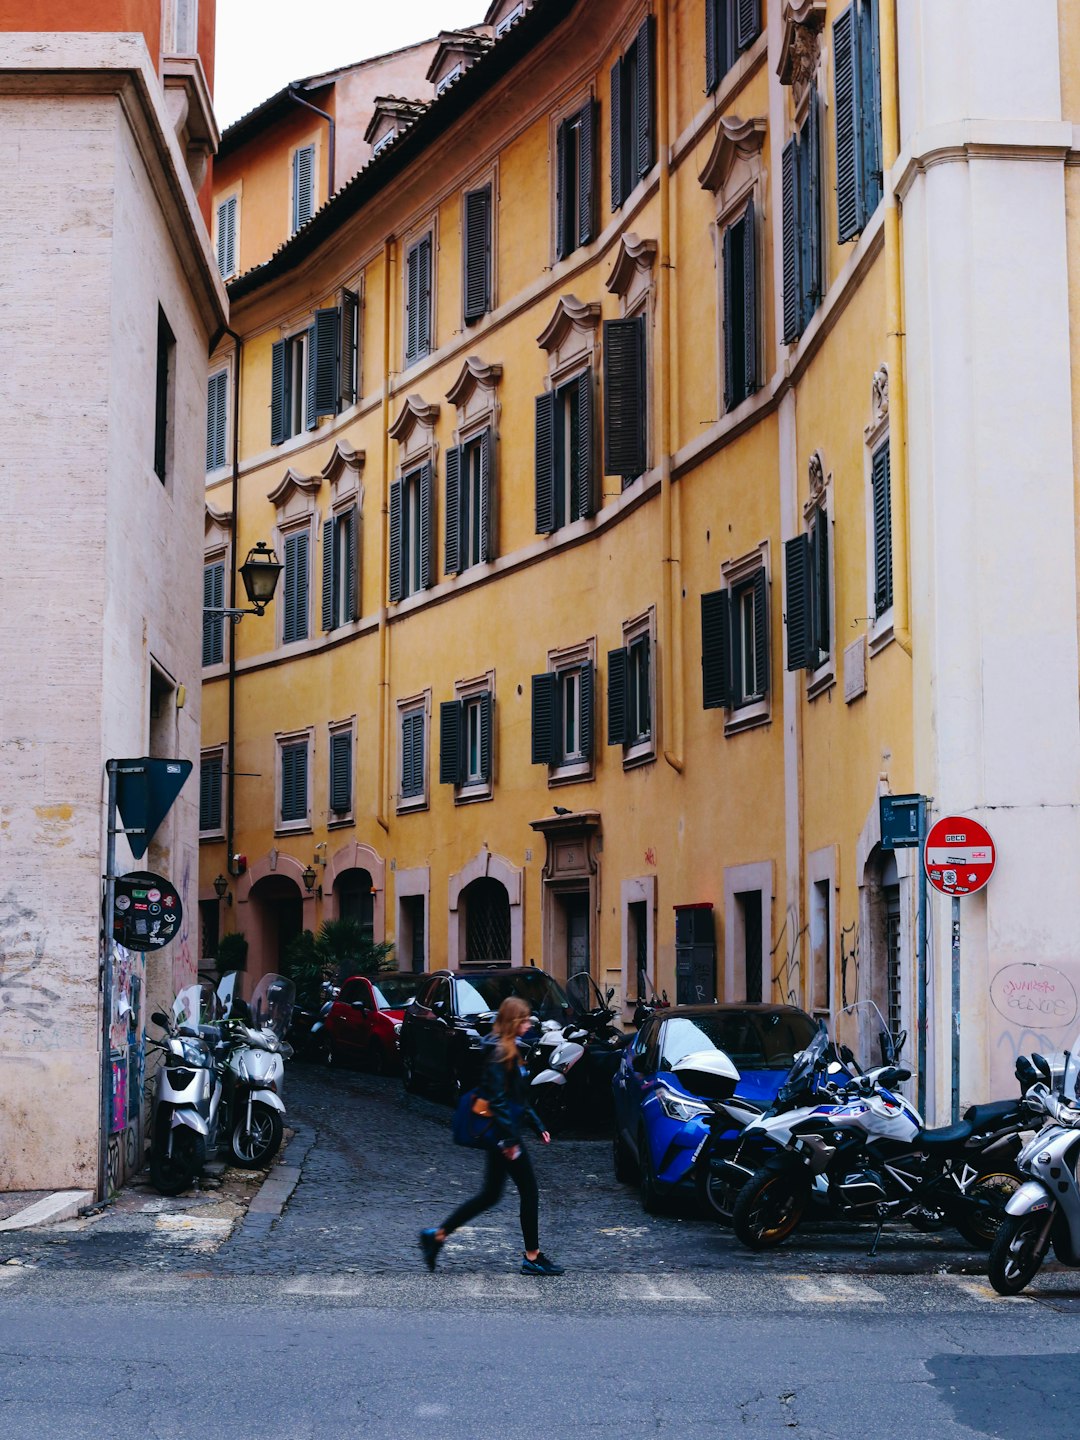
[215,972,294,1167]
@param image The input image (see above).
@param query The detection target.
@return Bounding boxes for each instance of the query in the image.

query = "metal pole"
[951,895,961,1124]
[98,760,119,1203]
[916,796,928,1119]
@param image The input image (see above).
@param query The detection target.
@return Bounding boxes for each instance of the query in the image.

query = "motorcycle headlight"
[656,1088,713,1123]
[180,1039,206,1066]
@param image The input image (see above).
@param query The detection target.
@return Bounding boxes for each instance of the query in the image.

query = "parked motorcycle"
[147,982,219,1195]
[527,973,629,1128]
[988,1037,1080,1295]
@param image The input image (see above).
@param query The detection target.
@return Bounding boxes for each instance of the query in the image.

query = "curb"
[233,1123,316,1241]
[0,1190,95,1233]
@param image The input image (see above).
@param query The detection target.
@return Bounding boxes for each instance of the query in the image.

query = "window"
[706,0,761,93]
[216,194,237,280]
[701,566,769,714]
[608,616,654,760]
[398,702,428,809]
[810,877,832,1016]
[436,63,463,96]
[292,143,316,234]
[389,463,434,601]
[610,16,655,212]
[270,329,311,445]
[199,751,223,835]
[495,3,526,37]
[372,129,397,157]
[722,202,759,411]
[400,893,427,971]
[785,509,831,673]
[154,305,175,483]
[446,430,493,574]
[404,233,433,366]
[531,654,595,775]
[206,368,228,471]
[603,315,647,483]
[322,507,359,632]
[834,0,883,243]
[202,557,226,667]
[440,688,494,798]
[282,527,311,645]
[555,101,597,261]
[278,735,310,828]
[341,287,360,406]
[871,440,892,618]
[535,372,595,533]
[463,186,492,323]
[169,0,197,53]
[328,725,353,819]
[782,91,823,345]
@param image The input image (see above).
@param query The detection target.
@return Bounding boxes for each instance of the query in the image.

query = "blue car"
[612,1003,818,1213]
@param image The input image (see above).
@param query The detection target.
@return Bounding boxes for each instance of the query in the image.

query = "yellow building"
[203,0,1080,1122]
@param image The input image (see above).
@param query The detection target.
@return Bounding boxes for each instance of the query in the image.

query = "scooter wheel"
[149,1127,206,1196]
[732,1167,807,1250]
[955,1170,1020,1250]
[987,1210,1051,1295]
[230,1102,284,1168]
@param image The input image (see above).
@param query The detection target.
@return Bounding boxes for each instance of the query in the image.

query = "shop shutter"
[781,139,800,345]
[575,370,596,518]
[610,57,625,211]
[322,514,336,632]
[579,661,595,760]
[705,0,720,94]
[736,0,761,51]
[634,15,655,182]
[479,691,493,782]
[270,339,287,446]
[753,569,769,698]
[535,391,556,533]
[202,560,225,667]
[607,647,629,746]
[531,673,557,765]
[463,186,491,322]
[440,700,464,785]
[389,479,403,603]
[785,533,812,671]
[701,589,732,710]
[722,224,736,412]
[834,4,860,242]
[872,444,892,615]
[445,445,462,575]
[340,287,359,406]
[313,306,341,418]
[603,317,647,481]
[479,427,494,562]
[742,200,758,396]
[578,100,598,246]
[329,731,352,814]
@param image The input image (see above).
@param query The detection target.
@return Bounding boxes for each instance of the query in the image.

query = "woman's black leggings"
[442,1145,539,1253]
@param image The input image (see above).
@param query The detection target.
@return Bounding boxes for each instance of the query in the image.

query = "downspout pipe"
[879,0,911,657]
[209,323,243,880]
[288,87,336,199]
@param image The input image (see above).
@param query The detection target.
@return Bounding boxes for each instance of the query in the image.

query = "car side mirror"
[432,1000,447,1016]
[352,1000,368,1011]
[631,1052,648,1074]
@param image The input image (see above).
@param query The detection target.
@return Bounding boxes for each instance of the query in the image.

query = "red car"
[323,972,425,1073]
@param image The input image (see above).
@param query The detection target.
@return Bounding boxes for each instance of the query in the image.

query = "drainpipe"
[288,87,336,199]
[879,0,911,657]
[656,0,683,774]
[376,238,395,833]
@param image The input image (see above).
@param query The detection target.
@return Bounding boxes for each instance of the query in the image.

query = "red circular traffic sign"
[924,816,996,897]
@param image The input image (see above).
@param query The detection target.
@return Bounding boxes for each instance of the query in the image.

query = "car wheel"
[638,1127,667,1215]
[612,1128,638,1185]
[402,1051,421,1094]
[698,1162,740,1225]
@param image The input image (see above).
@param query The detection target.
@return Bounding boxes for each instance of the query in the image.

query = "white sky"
[215,1,485,126]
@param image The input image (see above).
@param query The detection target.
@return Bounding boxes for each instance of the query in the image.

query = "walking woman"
[420,996,564,1275]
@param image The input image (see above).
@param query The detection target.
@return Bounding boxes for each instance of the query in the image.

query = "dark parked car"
[323,973,425,1072]
[399,967,570,1100]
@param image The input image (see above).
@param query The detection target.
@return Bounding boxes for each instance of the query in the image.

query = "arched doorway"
[334,868,374,941]
[461,877,511,967]
[248,874,304,976]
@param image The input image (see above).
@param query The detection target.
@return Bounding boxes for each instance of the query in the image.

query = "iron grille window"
[463,878,511,966]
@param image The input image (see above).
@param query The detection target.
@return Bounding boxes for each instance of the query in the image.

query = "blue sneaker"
[419,1229,442,1272]
[521,1251,564,1276]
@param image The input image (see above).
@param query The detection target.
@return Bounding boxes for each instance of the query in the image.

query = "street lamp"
[213,873,231,905]
[204,541,284,624]
[302,863,317,893]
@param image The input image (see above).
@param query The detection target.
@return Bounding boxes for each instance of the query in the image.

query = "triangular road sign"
[113,758,193,859]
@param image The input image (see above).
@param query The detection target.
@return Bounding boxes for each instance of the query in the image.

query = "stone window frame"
[620,874,657,1021]
[447,357,502,572]
[275,725,314,837]
[327,715,356,829]
[537,294,601,533]
[722,861,773,1002]
[605,233,657,490]
[863,365,894,657]
[620,604,657,770]
[199,743,227,841]
[402,213,439,370]
[803,451,836,701]
[395,865,431,972]
[268,469,321,650]
[546,635,597,788]
[460,162,500,325]
[548,84,598,267]
[720,539,772,735]
[396,688,431,815]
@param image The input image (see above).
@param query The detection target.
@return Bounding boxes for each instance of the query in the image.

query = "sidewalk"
[0,1192,52,1223]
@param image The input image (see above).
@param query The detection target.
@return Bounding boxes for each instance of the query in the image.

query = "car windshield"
[658,1011,817,1072]
[371,975,423,1009]
[454,971,569,1021]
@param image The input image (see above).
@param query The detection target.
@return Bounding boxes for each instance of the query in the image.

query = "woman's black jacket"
[479,1034,544,1148]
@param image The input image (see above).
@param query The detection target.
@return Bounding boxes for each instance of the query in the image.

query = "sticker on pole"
[924,816,996,897]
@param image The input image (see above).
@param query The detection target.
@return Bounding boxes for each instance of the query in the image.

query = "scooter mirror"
[606,987,615,1003]
[150,1010,170,1028]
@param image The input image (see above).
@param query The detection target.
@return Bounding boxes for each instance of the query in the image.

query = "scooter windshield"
[776,1021,830,1104]
[566,972,606,1017]
[248,973,296,1039]
[172,981,219,1031]
[1064,1031,1080,1103]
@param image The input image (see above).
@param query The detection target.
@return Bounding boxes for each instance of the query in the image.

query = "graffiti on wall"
[840,921,861,1008]
[771,905,807,1009]
[0,891,60,1047]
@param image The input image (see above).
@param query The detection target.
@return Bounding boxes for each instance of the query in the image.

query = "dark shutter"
[416,235,432,358]
[781,139,800,345]
[742,200,758,396]
[579,661,594,759]
[872,443,892,615]
[705,0,719,94]
[785,532,811,671]
[603,317,647,481]
[722,223,735,412]
[463,186,491,322]
[405,241,420,361]
[206,370,227,471]
[304,325,317,430]
[634,15,655,182]
[701,589,732,709]
[610,57,625,211]
[292,146,314,231]
[753,568,769,698]
[419,460,435,589]
[479,427,494,562]
[805,90,822,321]
[283,530,309,644]
[859,0,883,217]
[440,699,464,785]
[445,445,462,575]
[401,712,424,799]
[200,755,222,832]
[736,0,761,50]
[202,560,225,667]
[313,306,341,418]
[531,672,557,765]
[578,99,598,246]
[270,338,287,446]
[535,391,556,533]
[330,731,352,814]
[346,507,359,620]
[834,4,860,242]
[389,478,403,602]
[575,369,595,517]
[322,514,336,632]
[479,690,493,782]
[281,741,307,822]
[607,647,629,746]
[555,119,571,261]
[812,508,830,658]
[340,287,359,406]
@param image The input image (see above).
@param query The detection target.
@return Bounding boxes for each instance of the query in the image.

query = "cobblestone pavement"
[0,1061,1026,1278]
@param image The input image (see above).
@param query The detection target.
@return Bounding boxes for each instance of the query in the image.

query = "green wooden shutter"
[607,647,629,745]
[701,589,732,709]
[463,186,491,322]
[722,223,736,412]
[742,200,758,396]
[206,370,227,471]
[610,57,625,211]
[416,234,432,358]
[284,529,309,643]
[445,445,462,575]
[340,287,359,406]
[402,712,425,798]
[419,460,435,589]
[330,731,352,814]
[736,0,760,50]
[633,15,655,182]
[555,119,571,261]
[578,99,598,246]
[304,325,317,431]
[535,391,556,533]
[785,533,812,671]
[313,307,341,418]
[440,699,464,785]
[202,560,225,667]
[200,755,222,832]
[216,195,236,279]
[753,568,769,698]
[812,509,830,658]
[859,0,883,220]
[872,443,892,615]
[579,661,594,759]
[281,741,307,822]
[805,90,822,323]
[531,673,557,764]
[603,317,647,481]
[270,338,287,445]
[479,428,494,562]
[575,369,595,517]
[479,691,493,782]
[292,145,314,232]
[322,514,336,632]
[345,506,359,620]
[834,4,860,242]
[781,139,799,345]
[389,479,403,603]
[705,0,720,94]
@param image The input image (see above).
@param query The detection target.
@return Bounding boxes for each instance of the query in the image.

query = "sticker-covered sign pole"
[951,896,961,1123]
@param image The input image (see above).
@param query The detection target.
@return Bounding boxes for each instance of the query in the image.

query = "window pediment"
[390,394,440,465]
[364,96,428,147]
[485,0,531,30]
[322,439,365,505]
[606,234,657,310]
[205,502,232,548]
[537,295,601,377]
[426,31,495,90]
[698,116,767,199]
[267,468,321,515]
[446,356,502,410]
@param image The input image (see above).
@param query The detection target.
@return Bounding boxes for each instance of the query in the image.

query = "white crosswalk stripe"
[784,1275,887,1304]
[613,1273,709,1302]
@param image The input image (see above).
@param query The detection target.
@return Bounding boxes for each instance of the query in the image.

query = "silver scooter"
[147,982,219,1195]
[988,1031,1080,1295]
[216,972,294,1167]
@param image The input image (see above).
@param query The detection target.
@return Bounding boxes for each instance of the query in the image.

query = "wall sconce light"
[213,873,232,905]
[302,863,317,893]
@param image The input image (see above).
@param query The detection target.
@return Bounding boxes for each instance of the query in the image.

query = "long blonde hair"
[493,996,530,1069]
